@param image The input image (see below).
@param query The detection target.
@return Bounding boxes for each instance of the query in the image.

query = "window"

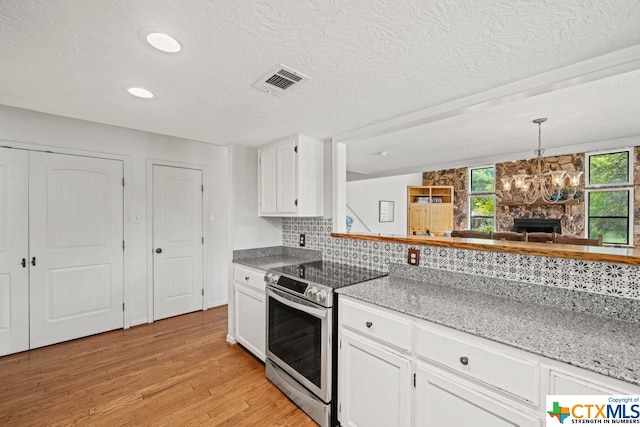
[585,149,633,245]
[469,166,495,232]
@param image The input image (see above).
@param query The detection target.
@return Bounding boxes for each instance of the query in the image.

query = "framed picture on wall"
[379,200,394,222]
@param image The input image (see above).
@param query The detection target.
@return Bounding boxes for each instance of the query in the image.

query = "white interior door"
[152,165,203,321]
[29,152,124,349]
[0,148,29,356]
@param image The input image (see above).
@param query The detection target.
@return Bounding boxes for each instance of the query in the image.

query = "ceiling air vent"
[253,65,309,96]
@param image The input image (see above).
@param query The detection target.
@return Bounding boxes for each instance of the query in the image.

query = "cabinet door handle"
[459,356,469,366]
[245,276,250,281]
[21,258,27,268]
[365,321,373,328]
[31,257,36,266]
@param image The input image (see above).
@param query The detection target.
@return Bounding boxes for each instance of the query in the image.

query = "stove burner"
[270,260,386,289]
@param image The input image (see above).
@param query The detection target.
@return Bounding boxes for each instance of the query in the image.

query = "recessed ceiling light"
[378,151,388,156]
[127,87,154,99]
[146,32,181,53]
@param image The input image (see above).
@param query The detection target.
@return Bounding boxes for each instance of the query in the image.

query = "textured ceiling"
[0,0,639,177]
[346,68,640,177]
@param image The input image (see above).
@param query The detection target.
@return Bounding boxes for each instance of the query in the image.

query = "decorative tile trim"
[282,217,640,301]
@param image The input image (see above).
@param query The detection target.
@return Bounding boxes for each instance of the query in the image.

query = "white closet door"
[0,148,29,356]
[29,152,124,348]
[152,165,203,321]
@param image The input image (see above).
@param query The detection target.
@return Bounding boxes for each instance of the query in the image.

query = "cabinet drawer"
[233,264,266,291]
[416,325,539,404]
[549,370,631,395]
[415,363,540,427]
[340,299,412,351]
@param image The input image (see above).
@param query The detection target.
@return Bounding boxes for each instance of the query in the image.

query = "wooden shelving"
[407,186,454,235]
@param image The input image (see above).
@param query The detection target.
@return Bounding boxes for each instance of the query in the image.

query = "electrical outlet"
[408,248,420,266]
[299,233,306,247]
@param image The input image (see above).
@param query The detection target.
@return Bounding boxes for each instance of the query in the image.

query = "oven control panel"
[265,271,334,307]
[264,272,279,287]
[305,286,328,304]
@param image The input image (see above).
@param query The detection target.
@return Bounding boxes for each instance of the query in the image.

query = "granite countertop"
[234,254,319,270]
[232,246,323,271]
[338,274,640,387]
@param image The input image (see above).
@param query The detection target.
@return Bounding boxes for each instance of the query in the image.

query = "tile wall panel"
[283,217,640,300]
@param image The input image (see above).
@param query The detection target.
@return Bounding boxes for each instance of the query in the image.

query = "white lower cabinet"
[339,330,412,427]
[415,363,539,427]
[338,296,640,427]
[547,368,636,396]
[233,264,266,361]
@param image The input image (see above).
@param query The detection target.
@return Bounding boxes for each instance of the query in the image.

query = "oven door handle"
[268,288,328,319]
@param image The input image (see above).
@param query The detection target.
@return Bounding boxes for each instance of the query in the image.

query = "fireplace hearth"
[514,218,561,234]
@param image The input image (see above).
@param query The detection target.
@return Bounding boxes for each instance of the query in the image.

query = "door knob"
[155,248,163,254]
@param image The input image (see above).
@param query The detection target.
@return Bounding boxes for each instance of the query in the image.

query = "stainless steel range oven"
[264,261,387,427]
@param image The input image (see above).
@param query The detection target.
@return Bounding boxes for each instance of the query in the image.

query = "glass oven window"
[268,296,322,388]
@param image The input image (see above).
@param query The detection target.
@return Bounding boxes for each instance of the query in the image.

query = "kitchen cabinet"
[415,323,540,427]
[233,263,266,361]
[415,324,539,406]
[258,134,324,217]
[340,331,411,427]
[407,186,454,235]
[338,295,640,427]
[547,369,629,395]
[338,298,412,427]
[415,363,539,427]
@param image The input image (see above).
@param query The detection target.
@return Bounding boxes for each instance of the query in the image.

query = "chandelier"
[500,118,583,204]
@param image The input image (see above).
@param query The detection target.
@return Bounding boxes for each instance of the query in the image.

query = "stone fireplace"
[514,218,561,234]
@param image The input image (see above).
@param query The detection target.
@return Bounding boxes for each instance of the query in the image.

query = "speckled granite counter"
[233,246,322,270]
[337,265,640,387]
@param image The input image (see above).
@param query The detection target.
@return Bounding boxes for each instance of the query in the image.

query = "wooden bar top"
[331,232,640,266]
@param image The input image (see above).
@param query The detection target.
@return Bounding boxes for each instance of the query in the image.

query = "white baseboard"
[129,318,150,327]
[208,298,228,309]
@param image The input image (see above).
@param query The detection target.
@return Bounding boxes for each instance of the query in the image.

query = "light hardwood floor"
[0,306,317,426]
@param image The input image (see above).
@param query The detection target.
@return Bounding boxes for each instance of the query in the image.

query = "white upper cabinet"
[258,134,324,217]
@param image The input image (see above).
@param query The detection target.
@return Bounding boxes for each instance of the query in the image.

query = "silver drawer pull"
[365,321,373,328]
[459,356,469,366]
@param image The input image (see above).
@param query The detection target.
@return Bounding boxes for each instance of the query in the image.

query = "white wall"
[347,173,423,235]
[0,105,230,326]
[229,145,282,250]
